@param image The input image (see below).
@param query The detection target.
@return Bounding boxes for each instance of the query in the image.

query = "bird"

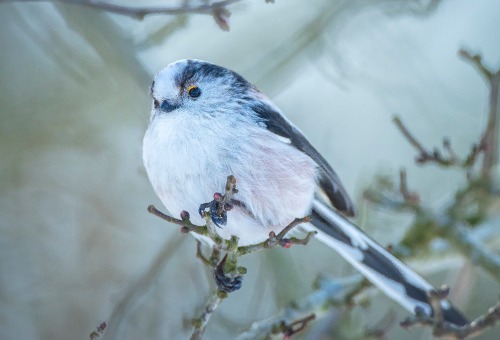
[142,59,468,326]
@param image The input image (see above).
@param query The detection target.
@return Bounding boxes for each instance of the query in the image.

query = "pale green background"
[1,0,499,339]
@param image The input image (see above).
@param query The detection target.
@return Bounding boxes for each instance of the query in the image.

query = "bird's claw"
[198,195,228,228]
[214,254,243,293]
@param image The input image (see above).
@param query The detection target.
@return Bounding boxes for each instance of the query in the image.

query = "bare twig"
[147,205,208,236]
[459,49,500,179]
[278,314,316,339]
[191,292,224,340]
[458,49,493,81]
[196,240,213,266]
[1,0,244,25]
[392,116,481,169]
[395,49,500,181]
[365,183,500,282]
[89,322,106,340]
[401,287,500,338]
[237,275,365,340]
[365,179,500,282]
[237,216,316,255]
[399,168,420,205]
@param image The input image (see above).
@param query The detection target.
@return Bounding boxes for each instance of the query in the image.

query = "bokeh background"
[1,0,500,339]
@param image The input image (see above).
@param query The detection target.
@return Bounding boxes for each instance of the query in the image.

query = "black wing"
[250,102,355,216]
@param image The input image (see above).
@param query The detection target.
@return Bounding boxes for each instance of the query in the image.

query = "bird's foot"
[214,254,243,293]
[198,192,233,228]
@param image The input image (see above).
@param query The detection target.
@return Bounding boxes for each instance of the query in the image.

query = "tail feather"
[310,199,468,326]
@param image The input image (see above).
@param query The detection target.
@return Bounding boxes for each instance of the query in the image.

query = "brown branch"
[392,116,430,158]
[237,216,315,255]
[401,286,500,338]
[458,49,493,81]
[399,168,420,205]
[147,205,208,235]
[459,48,500,180]
[393,115,480,169]
[1,0,244,21]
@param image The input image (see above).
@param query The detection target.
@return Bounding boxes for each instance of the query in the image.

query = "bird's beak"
[159,99,179,113]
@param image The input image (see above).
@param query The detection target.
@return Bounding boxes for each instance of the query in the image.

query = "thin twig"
[237,275,365,340]
[401,287,500,338]
[459,48,500,180]
[1,0,243,19]
[190,292,224,340]
[392,116,429,157]
[393,116,480,169]
[458,49,493,81]
[366,183,500,282]
[147,205,207,235]
[89,322,106,340]
[196,240,212,266]
[237,216,315,255]
[399,168,420,205]
[278,314,316,339]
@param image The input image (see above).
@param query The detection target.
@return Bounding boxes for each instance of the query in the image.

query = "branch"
[459,49,500,179]
[237,216,316,255]
[190,292,224,340]
[458,49,493,81]
[448,222,500,282]
[1,0,244,27]
[401,286,500,338]
[89,322,106,340]
[148,205,208,236]
[392,115,481,170]
[237,275,366,340]
[364,179,500,282]
[148,175,318,337]
[277,314,316,339]
[149,175,316,254]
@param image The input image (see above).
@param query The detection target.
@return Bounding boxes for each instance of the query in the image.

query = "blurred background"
[1,0,499,339]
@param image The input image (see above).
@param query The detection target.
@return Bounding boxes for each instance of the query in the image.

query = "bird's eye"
[187,85,201,98]
[153,99,160,108]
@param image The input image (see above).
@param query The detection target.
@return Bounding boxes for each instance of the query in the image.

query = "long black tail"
[309,199,468,326]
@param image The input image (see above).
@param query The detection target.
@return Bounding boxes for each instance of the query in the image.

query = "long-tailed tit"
[143,59,468,325]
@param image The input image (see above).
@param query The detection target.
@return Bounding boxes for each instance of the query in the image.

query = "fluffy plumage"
[143,59,468,326]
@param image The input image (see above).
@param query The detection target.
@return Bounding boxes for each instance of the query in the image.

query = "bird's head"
[149,59,255,119]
